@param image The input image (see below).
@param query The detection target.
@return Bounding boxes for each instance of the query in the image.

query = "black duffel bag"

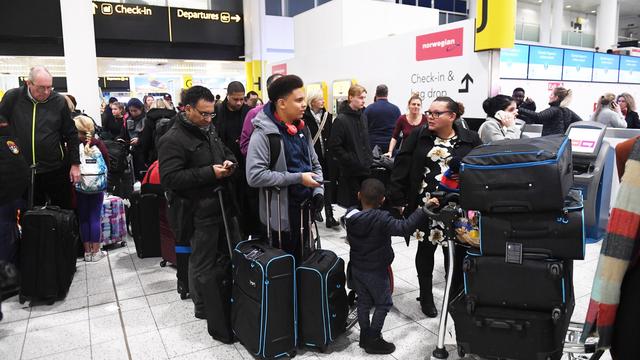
[103,139,129,174]
[460,135,573,213]
[478,188,585,260]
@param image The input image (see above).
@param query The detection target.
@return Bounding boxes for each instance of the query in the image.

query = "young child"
[344,178,437,354]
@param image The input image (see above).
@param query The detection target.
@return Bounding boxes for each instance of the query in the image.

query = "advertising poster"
[619,56,640,84]
[499,43,529,79]
[528,46,563,80]
[592,53,620,83]
[562,49,594,81]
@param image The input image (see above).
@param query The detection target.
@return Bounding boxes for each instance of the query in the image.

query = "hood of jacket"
[338,100,363,118]
[146,108,176,122]
[251,102,281,136]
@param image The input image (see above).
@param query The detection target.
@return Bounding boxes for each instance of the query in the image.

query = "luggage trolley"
[424,193,603,360]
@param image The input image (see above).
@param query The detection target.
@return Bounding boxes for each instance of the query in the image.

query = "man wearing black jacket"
[214,81,255,236]
[158,86,237,319]
[329,84,373,208]
[0,66,80,209]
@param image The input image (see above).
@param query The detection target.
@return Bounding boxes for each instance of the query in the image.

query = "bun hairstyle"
[593,92,616,120]
[553,87,573,108]
[73,115,95,156]
[434,96,465,119]
[482,94,514,118]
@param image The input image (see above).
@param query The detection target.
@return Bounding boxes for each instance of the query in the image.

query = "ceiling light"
[115,58,168,63]
[565,5,571,8]
[591,10,596,13]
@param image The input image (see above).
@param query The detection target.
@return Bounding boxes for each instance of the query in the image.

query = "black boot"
[364,331,396,354]
[359,327,369,348]
[325,204,339,228]
[417,276,438,318]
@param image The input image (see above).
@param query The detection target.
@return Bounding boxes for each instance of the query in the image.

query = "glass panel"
[318,0,332,5]
[266,0,282,16]
[448,13,467,23]
[515,23,524,40]
[286,0,314,16]
[402,0,417,5]
[582,34,595,48]
[439,11,447,25]
[454,0,466,13]
[418,0,432,7]
[435,0,454,12]
[522,24,539,42]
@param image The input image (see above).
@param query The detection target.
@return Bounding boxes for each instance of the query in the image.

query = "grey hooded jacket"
[245,107,323,232]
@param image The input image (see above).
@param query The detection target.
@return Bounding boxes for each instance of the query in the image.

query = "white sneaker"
[91,251,107,262]
[84,252,92,262]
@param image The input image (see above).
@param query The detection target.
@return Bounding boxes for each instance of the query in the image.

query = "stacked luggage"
[454,135,584,360]
[231,188,348,358]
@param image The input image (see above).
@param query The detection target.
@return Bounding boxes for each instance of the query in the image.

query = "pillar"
[539,0,552,44]
[243,0,265,97]
[550,0,564,45]
[59,0,101,123]
[595,0,619,51]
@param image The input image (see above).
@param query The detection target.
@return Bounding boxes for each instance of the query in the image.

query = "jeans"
[351,266,393,334]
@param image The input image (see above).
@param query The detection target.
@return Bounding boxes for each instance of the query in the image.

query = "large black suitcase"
[129,191,161,258]
[297,249,348,351]
[19,206,79,304]
[463,254,573,316]
[460,135,573,213]
[232,240,297,358]
[451,293,574,360]
[479,189,585,260]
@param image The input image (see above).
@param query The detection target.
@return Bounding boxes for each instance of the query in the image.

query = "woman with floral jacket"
[388,97,482,318]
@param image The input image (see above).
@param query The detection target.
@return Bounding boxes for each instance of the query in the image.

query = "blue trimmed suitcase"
[231,240,297,359]
[460,134,573,213]
[478,189,585,260]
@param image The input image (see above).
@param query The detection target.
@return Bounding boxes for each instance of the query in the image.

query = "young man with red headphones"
[245,75,324,261]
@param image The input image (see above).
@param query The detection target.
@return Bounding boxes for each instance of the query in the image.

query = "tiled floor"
[0,206,611,360]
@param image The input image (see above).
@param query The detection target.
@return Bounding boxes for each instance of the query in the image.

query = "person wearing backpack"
[140,98,176,165]
[73,115,110,262]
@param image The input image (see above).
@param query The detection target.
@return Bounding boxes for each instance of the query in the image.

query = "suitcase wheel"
[462,258,473,273]
[120,241,127,248]
[551,308,562,322]
[466,299,476,314]
[457,345,465,358]
[179,291,188,300]
[319,345,327,353]
[549,263,562,278]
[289,350,297,358]
[18,295,26,304]
[160,260,167,268]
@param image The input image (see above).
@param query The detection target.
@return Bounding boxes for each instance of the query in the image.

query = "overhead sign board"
[92,1,243,46]
[499,43,529,79]
[592,53,620,83]
[562,49,593,82]
[619,56,640,84]
[528,46,563,80]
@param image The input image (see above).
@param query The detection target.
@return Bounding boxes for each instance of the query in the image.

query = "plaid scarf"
[582,138,640,348]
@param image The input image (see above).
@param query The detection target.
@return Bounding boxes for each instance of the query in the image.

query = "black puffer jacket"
[0,85,79,173]
[158,113,237,221]
[346,207,428,271]
[141,107,176,163]
[328,101,373,177]
[388,122,482,212]
[518,101,582,136]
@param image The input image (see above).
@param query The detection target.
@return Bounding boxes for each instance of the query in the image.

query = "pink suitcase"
[100,195,127,248]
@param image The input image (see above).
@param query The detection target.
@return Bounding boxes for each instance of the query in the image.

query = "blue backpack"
[75,143,108,194]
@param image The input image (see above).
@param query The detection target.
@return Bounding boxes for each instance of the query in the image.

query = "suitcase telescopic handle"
[489,201,532,213]
[264,187,282,248]
[214,186,234,257]
[510,228,551,239]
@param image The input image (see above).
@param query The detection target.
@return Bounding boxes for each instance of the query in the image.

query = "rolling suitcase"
[20,206,79,304]
[451,292,574,360]
[462,254,574,317]
[196,187,236,344]
[100,195,127,248]
[158,200,177,267]
[460,134,573,213]
[232,188,297,359]
[479,189,585,260]
[129,191,161,258]
[297,202,348,352]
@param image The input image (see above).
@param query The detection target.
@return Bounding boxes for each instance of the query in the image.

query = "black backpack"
[0,126,30,204]
[103,139,129,174]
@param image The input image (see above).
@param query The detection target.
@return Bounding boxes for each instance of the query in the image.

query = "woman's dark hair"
[434,96,465,118]
[268,75,304,103]
[183,85,215,107]
[482,94,514,117]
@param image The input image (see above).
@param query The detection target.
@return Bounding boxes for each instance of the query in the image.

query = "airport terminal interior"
[1,0,640,359]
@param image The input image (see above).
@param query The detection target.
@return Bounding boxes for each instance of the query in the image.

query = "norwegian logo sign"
[415,28,464,61]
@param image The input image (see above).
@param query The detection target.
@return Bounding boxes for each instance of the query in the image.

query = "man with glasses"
[0,65,80,209]
[158,85,238,320]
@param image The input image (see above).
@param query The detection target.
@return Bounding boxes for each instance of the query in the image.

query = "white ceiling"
[0,56,245,78]
[521,0,640,17]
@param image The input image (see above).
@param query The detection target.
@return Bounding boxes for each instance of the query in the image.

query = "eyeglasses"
[425,110,452,118]
[33,85,54,92]
[191,107,215,119]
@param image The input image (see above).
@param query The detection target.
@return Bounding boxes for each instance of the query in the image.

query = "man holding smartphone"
[158,86,238,319]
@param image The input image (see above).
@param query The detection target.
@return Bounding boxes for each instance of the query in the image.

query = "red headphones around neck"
[283,119,305,136]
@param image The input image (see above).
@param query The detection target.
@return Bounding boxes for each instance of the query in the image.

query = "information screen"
[528,46,563,80]
[562,50,594,81]
[499,44,529,79]
[567,127,602,155]
[619,56,640,84]
[592,53,620,83]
